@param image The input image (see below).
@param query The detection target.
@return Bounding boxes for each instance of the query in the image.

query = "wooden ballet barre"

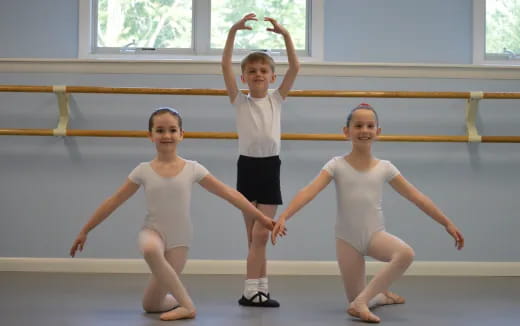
[1,128,520,143]
[2,85,520,99]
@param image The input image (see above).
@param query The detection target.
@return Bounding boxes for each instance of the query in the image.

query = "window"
[79,0,323,59]
[474,0,520,64]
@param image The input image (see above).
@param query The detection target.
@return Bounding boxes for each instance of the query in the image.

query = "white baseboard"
[1,258,519,276]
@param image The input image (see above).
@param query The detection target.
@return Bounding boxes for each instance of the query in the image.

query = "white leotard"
[322,156,400,255]
[128,159,209,249]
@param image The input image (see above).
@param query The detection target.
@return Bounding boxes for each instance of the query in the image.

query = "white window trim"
[473,0,520,65]
[78,0,324,62]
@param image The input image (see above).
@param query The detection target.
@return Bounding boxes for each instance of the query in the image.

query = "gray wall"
[1,0,520,262]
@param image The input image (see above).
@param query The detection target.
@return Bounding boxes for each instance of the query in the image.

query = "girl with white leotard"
[271,103,465,323]
[70,107,277,321]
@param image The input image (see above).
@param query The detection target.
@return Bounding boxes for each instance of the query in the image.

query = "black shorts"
[236,155,282,205]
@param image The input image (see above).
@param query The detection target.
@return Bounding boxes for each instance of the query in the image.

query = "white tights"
[138,229,194,314]
[336,231,415,307]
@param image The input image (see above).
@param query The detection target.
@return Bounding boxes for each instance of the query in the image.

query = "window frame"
[78,0,324,61]
[473,0,520,65]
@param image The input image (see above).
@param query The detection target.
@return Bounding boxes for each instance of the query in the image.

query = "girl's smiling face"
[149,112,184,148]
[344,109,381,144]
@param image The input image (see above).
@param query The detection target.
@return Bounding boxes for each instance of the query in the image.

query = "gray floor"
[1,272,519,326]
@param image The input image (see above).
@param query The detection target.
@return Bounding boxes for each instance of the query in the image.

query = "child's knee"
[397,246,415,265]
[142,300,157,313]
[140,242,162,260]
[252,227,270,244]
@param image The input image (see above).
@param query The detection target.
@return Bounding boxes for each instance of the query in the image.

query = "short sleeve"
[383,160,401,182]
[322,157,338,178]
[191,161,210,182]
[232,91,247,107]
[128,163,145,185]
[270,89,284,103]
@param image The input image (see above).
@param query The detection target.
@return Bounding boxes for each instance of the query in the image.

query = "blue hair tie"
[154,107,179,115]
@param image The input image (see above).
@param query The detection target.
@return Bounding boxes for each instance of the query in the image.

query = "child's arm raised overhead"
[198,174,276,231]
[264,17,300,99]
[389,175,465,250]
[271,170,332,244]
[222,13,258,102]
[69,179,140,257]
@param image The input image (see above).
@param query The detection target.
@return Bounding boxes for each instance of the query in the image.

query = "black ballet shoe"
[238,291,280,307]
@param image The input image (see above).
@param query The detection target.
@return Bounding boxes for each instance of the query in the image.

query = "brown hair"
[346,103,379,127]
[148,107,183,131]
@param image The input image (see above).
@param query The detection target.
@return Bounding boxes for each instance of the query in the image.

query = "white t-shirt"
[322,156,400,254]
[128,159,209,248]
[233,89,283,157]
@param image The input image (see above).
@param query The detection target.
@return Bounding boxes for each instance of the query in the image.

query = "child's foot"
[159,294,180,312]
[368,292,406,308]
[382,291,405,305]
[347,302,381,323]
[238,292,280,307]
[159,306,196,321]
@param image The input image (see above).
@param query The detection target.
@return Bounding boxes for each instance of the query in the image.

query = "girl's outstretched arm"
[198,174,276,230]
[272,170,332,244]
[69,179,140,257]
[389,175,465,250]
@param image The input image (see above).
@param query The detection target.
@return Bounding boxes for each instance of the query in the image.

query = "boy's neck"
[249,88,269,98]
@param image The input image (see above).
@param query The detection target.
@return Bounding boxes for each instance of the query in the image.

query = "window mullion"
[78,0,95,57]
[310,0,324,60]
[473,0,485,64]
[194,0,211,55]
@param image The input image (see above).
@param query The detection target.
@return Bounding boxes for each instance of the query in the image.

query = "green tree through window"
[486,0,520,58]
[93,0,308,55]
[97,0,192,49]
[211,0,306,51]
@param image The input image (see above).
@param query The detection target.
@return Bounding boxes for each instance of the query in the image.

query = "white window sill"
[2,58,520,80]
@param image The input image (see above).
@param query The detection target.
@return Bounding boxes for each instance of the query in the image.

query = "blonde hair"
[240,51,275,72]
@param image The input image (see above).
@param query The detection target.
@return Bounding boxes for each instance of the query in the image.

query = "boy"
[221,13,300,307]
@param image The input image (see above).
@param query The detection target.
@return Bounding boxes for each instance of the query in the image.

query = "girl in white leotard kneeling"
[70,107,277,321]
[271,103,465,323]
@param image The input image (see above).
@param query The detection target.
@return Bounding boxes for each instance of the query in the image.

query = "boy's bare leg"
[244,204,277,279]
[241,204,278,305]
[138,229,196,321]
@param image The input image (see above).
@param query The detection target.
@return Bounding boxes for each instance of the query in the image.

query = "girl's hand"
[445,223,464,250]
[264,17,287,35]
[233,13,257,31]
[271,218,287,245]
[70,232,87,257]
[258,215,276,231]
